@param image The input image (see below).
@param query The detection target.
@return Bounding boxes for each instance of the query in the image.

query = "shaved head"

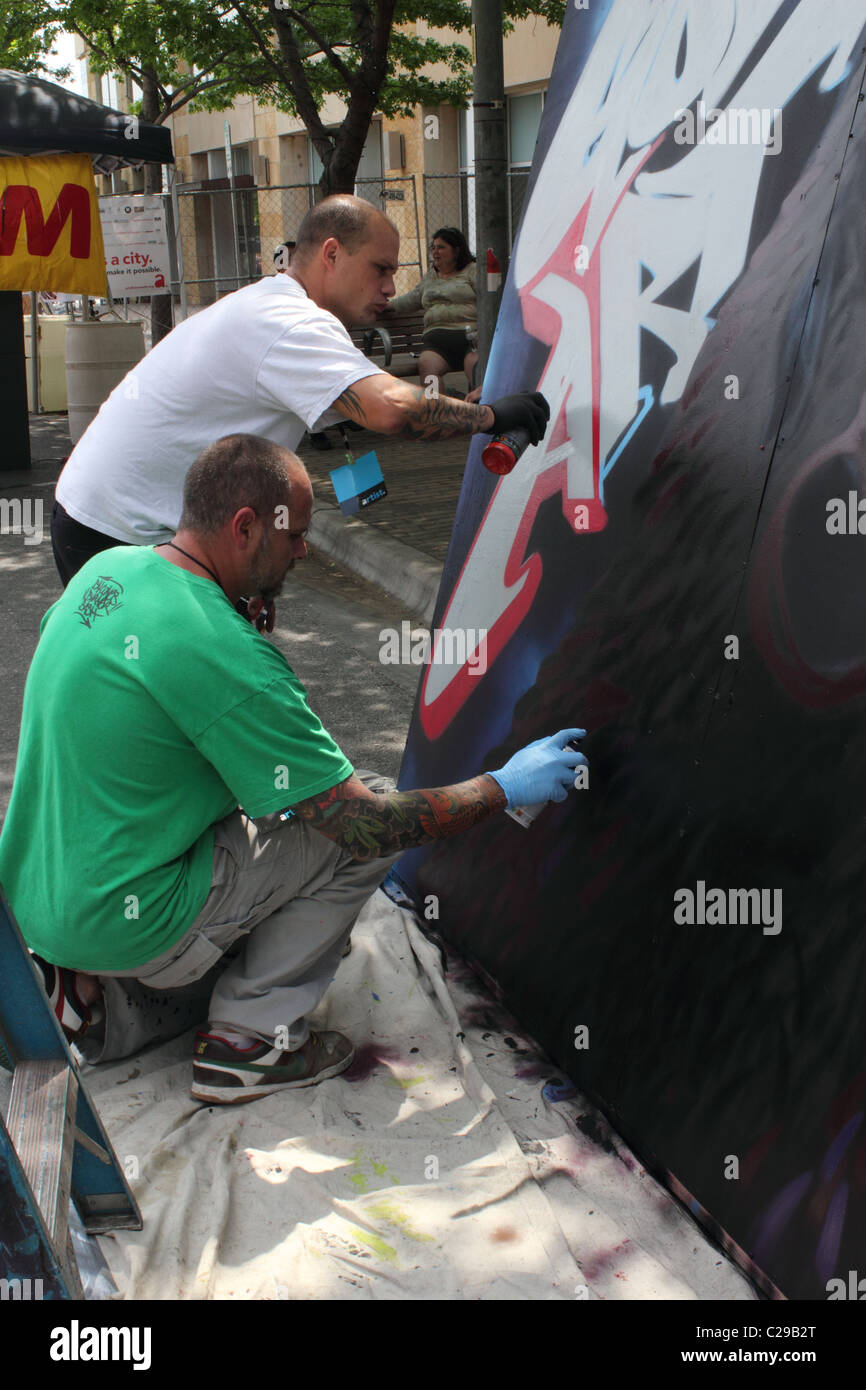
[293,194,396,261]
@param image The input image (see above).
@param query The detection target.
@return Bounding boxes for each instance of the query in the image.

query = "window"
[308,139,325,186]
[207,148,227,180]
[458,107,473,171]
[232,146,252,179]
[507,91,545,245]
[508,91,545,168]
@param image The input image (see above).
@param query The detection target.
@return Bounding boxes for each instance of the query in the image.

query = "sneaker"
[190,1028,355,1104]
[308,431,333,450]
[30,953,103,1043]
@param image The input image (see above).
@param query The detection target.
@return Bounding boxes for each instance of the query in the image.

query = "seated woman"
[384,227,478,398]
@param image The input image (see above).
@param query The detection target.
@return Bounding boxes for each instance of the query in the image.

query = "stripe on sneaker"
[194,1048,311,1084]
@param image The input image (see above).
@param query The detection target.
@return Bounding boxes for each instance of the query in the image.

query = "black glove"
[489,391,551,447]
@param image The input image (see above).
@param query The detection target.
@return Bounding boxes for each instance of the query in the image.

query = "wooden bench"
[349,310,425,378]
[348,310,470,392]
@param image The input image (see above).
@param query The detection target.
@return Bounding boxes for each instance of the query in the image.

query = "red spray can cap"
[482,426,531,475]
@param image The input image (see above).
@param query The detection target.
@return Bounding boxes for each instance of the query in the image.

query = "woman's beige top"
[387,261,477,331]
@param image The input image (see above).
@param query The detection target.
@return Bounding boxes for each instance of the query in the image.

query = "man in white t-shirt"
[51,194,549,598]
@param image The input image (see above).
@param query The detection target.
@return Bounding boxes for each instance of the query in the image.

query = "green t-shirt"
[0,547,354,971]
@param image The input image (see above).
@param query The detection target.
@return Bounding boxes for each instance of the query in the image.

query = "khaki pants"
[80,771,400,1064]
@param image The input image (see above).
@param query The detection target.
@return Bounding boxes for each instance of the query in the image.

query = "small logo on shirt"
[76,575,124,628]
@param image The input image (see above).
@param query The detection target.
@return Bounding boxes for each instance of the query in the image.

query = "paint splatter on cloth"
[50,892,756,1300]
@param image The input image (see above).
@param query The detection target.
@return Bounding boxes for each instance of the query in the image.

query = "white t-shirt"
[56,275,384,543]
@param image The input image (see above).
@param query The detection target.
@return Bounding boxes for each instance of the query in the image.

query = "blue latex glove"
[488,728,587,809]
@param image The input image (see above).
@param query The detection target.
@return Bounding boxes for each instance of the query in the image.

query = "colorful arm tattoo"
[396,386,495,440]
[333,382,495,439]
[292,773,507,861]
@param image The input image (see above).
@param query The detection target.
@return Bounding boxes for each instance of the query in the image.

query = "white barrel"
[65,321,145,444]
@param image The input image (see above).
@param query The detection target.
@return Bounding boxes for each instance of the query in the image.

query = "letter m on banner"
[1,186,90,256]
[0,152,107,294]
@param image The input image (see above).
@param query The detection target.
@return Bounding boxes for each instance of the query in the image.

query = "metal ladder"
[0,886,141,1300]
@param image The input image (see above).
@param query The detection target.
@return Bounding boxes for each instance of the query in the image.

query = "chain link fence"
[422,172,474,250]
[356,177,422,294]
[99,173,532,317]
[173,178,423,308]
[421,171,531,261]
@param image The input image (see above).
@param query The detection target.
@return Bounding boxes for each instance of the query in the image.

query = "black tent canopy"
[0,68,173,172]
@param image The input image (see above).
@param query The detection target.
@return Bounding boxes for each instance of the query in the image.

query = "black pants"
[50,500,130,588]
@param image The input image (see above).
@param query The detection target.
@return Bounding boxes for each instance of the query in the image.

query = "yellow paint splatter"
[348,1226,398,1265]
[367,1199,435,1245]
[348,1148,400,1193]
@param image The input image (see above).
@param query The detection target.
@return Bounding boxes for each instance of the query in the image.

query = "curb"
[308,497,442,624]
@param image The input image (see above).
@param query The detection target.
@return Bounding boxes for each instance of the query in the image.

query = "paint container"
[482,427,531,475]
[505,739,585,829]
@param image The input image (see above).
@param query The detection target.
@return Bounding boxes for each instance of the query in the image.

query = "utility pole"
[472,0,509,384]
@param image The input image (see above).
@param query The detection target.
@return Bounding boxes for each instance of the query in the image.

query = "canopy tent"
[0,68,173,170]
[0,69,174,470]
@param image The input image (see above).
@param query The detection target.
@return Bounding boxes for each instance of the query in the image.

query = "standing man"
[51,194,548,585]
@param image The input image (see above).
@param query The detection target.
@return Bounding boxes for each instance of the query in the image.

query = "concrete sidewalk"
[10,414,463,623]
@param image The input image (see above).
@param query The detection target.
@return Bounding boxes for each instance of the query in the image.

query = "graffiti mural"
[397,0,866,1298]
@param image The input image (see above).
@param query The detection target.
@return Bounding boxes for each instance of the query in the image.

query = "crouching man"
[0,433,587,1105]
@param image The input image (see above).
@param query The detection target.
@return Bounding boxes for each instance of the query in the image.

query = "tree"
[51,1,258,342]
[227,0,565,195]
[12,0,565,196]
[0,0,70,78]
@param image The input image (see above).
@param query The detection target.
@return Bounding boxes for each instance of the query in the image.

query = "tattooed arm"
[292,772,507,862]
[332,374,495,440]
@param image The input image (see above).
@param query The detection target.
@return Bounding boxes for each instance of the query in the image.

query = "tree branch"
[166,53,235,100]
[232,1,294,88]
[273,6,357,90]
[69,19,144,87]
[158,72,245,123]
[258,1,334,151]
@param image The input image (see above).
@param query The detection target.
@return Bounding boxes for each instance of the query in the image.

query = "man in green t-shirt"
[0,434,587,1104]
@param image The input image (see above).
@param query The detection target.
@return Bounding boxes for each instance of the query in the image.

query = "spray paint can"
[505,739,586,829]
[482,427,531,475]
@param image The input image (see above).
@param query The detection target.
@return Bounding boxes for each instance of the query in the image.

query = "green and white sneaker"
[191,1027,355,1104]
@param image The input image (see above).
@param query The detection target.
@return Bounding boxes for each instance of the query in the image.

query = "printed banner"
[0,153,107,295]
[99,194,172,296]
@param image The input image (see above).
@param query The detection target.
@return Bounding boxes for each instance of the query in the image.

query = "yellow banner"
[0,153,107,295]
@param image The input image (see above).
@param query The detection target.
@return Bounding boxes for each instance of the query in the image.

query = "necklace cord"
[161,540,221,587]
